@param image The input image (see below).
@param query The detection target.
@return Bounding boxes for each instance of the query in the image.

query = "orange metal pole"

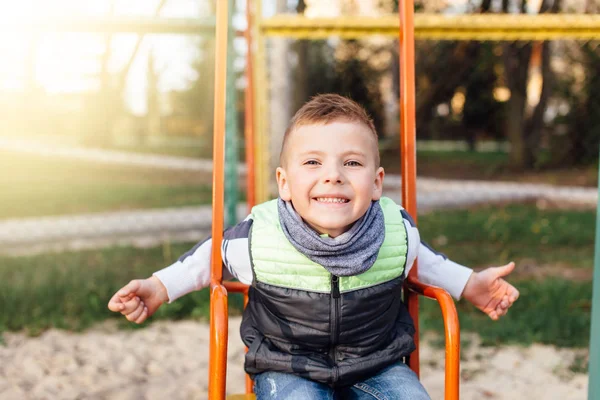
[209,283,229,400]
[398,0,420,376]
[210,0,228,286]
[209,0,229,399]
[223,281,250,293]
[244,0,257,211]
[398,3,461,397]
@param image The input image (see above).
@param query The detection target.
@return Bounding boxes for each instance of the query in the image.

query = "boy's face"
[276,121,384,238]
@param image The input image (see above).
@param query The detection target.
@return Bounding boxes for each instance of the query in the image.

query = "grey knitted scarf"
[277,198,385,277]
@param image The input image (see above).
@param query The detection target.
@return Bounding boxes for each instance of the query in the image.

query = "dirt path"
[0,318,588,400]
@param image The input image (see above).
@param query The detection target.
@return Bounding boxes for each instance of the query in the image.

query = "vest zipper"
[330,274,341,383]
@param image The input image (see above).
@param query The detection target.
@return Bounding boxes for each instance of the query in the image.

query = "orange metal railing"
[399,0,421,377]
[210,0,460,398]
[208,0,229,399]
[399,1,460,399]
[407,276,460,400]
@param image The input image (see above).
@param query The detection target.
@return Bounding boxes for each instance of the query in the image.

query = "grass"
[0,152,214,219]
[418,204,596,270]
[416,203,595,349]
[0,204,595,349]
[420,278,593,348]
[381,148,598,187]
[0,242,245,336]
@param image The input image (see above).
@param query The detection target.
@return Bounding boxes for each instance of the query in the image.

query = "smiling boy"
[276,119,383,237]
[109,94,519,399]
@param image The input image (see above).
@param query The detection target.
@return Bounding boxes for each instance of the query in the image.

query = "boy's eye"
[345,160,362,167]
[304,160,320,165]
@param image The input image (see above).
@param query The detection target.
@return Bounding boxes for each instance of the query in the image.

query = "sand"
[0,317,588,400]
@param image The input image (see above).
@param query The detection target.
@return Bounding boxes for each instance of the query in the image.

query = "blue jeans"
[254,362,431,400]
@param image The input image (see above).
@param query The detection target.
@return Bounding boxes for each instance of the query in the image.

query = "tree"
[560,40,600,166]
[462,43,505,150]
[179,36,215,130]
[501,0,561,169]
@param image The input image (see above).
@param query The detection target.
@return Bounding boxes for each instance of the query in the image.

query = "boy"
[108,94,519,399]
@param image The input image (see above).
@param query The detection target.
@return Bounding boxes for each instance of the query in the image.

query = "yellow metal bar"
[252,0,270,204]
[261,15,398,38]
[261,14,600,40]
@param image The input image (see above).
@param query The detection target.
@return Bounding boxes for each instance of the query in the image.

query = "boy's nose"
[322,166,343,184]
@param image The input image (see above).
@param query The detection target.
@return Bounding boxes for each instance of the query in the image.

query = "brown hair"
[279,94,379,165]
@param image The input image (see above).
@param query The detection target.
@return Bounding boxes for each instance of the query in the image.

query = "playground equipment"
[208,1,460,399]
[248,12,600,206]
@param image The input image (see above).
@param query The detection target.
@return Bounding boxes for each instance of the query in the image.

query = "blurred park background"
[0,0,598,396]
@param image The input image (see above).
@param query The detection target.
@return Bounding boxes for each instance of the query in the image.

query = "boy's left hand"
[461,262,519,321]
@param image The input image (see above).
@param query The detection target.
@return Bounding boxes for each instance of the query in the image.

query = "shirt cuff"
[153,261,198,303]
[441,260,473,300]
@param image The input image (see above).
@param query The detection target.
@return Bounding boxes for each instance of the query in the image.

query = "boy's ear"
[276,167,292,201]
[372,167,385,201]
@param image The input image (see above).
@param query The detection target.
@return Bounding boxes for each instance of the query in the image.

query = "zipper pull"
[331,275,340,298]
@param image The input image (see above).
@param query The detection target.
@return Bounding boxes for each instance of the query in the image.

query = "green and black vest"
[240,197,416,387]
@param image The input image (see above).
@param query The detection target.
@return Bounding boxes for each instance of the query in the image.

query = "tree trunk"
[505,84,528,166]
[503,41,531,168]
[524,41,552,168]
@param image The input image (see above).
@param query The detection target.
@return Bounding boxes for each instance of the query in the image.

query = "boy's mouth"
[314,197,349,204]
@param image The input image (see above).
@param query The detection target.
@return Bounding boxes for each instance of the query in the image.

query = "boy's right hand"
[107,276,168,324]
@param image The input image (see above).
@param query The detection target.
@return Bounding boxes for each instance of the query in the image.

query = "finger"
[496,302,510,316]
[134,307,149,324]
[493,262,516,278]
[496,305,505,316]
[500,295,510,309]
[118,294,136,305]
[120,296,141,315]
[126,302,145,321]
[509,288,520,303]
[117,280,142,298]
[121,298,141,316]
[107,293,125,312]
[488,310,499,321]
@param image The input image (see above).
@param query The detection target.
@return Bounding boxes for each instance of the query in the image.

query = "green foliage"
[462,43,506,145]
[292,39,388,137]
[178,37,215,125]
[561,42,600,166]
[420,279,593,348]
[332,40,386,136]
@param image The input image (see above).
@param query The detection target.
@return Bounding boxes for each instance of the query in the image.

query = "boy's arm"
[414,237,519,319]
[401,210,472,300]
[401,210,519,320]
[153,216,254,303]
[414,241,474,300]
[152,237,213,303]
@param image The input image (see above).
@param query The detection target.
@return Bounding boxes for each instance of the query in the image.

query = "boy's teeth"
[316,197,348,203]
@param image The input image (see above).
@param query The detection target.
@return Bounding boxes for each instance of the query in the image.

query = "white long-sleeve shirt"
[154,209,473,303]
